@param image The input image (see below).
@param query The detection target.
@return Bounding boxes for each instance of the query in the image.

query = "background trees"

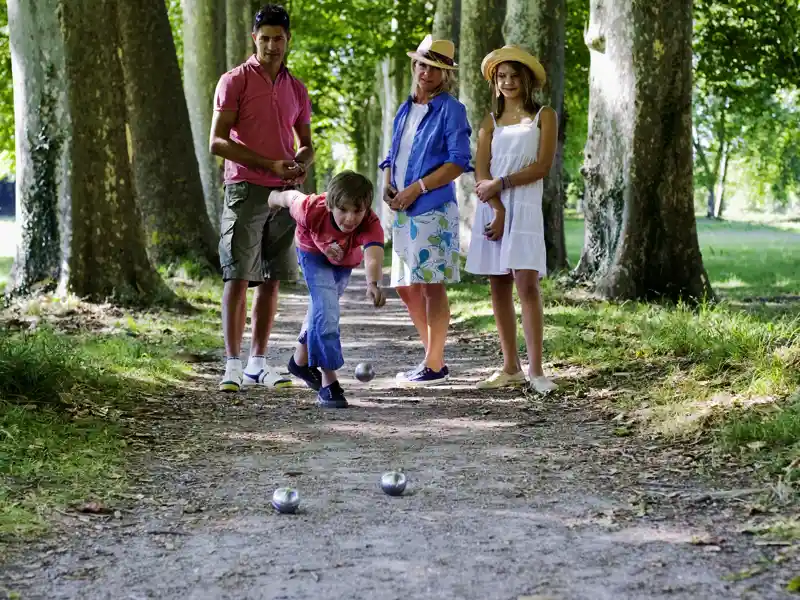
[1,0,798,304]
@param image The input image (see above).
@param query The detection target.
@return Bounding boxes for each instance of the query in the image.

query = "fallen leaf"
[787,576,800,592]
[75,501,113,515]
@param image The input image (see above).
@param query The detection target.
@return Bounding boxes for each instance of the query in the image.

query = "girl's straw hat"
[407,35,459,70]
[481,45,546,87]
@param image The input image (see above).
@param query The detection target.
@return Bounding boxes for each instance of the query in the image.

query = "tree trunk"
[226,0,250,69]
[182,0,227,224]
[118,0,220,273]
[575,0,713,302]
[7,0,66,295]
[715,144,730,218]
[457,0,506,252]
[8,0,174,304]
[433,0,462,50]
[504,0,568,273]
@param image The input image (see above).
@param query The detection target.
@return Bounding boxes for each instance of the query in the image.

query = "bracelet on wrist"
[418,178,428,194]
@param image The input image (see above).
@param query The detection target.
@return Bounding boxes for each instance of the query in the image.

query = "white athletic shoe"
[242,364,293,389]
[219,363,243,392]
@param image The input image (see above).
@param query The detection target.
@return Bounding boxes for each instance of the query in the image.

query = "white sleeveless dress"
[465,108,547,277]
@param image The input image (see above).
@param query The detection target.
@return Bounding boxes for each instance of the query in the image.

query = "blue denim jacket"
[379,92,473,217]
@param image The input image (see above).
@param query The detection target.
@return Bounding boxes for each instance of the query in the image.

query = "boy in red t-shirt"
[268,171,386,408]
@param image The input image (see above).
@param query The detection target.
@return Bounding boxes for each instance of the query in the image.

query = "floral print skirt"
[390,201,460,287]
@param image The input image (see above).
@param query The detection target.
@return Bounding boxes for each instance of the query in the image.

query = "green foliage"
[0,2,14,180]
[563,0,590,208]
[166,0,184,73]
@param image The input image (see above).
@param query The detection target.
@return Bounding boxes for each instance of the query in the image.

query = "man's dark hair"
[253,4,290,34]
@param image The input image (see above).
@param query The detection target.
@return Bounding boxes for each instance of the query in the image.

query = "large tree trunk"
[457,0,506,252]
[118,0,220,273]
[226,0,250,69]
[8,0,174,304]
[575,0,713,302]
[433,0,462,51]
[7,0,66,295]
[182,0,227,225]
[504,0,568,273]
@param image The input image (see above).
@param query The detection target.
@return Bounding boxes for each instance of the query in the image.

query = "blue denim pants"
[296,250,352,371]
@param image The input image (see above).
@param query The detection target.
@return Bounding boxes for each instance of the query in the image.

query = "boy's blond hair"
[325,170,373,212]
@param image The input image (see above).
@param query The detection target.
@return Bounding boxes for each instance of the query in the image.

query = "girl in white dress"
[465,45,558,393]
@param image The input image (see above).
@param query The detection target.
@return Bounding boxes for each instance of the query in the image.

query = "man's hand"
[323,242,344,263]
[268,159,304,181]
[366,282,386,308]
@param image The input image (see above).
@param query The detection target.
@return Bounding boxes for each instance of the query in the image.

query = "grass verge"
[449,217,800,473]
[0,281,223,543]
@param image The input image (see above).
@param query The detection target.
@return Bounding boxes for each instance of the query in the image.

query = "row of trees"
[3,0,799,306]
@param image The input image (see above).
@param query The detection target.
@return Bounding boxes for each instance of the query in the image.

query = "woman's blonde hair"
[409,60,457,99]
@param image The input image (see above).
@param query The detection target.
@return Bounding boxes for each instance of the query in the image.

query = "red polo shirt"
[213,55,312,188]
[289,193,385,268]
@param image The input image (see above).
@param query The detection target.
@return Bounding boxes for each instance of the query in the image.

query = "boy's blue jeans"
[296,250,351,371]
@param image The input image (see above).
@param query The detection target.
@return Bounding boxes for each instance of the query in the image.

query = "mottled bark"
[575,0,713,302]
[433,0,461,50]
[9,0,174,304]
[7,0,66,295]
[504,0,568,272]
[118,0,220,272]
[226,0,250,69]
[457,0,506,251]
[182,0,227,224]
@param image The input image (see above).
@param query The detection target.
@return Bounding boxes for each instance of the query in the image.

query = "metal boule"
[355,362,375,383]
[271,487,300,514]
[380,471,407,496]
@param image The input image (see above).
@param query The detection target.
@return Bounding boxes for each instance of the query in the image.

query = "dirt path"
[1,271,796,600]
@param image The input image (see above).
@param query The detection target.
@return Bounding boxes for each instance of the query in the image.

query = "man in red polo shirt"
[210,4,314,392]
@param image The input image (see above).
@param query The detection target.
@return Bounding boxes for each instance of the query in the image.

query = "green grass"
[450,216,800,468]
[0,256,11,293]
[0,286,223,542]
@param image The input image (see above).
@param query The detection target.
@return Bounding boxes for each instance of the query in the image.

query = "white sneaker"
[476,370,527,390]
[530,376,557,394]
[242,364,292,389]
[219,364,243,392]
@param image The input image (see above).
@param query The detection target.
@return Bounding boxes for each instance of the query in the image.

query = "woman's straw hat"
[481,45,546,87]
[407,35,459,70]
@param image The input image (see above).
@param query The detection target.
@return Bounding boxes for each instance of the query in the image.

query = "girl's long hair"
[491,61,541,119]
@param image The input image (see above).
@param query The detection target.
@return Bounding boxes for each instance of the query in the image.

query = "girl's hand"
[389,183,421,211]
[484,207,505,242]
[475,177,502,203]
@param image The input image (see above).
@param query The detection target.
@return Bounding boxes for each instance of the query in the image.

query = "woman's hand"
[389,182,422,211]
[383,184,397,206]
[484,206,505,242]
[475,177,502,203]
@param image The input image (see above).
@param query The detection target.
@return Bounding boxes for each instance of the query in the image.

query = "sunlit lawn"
[449,215,800,469]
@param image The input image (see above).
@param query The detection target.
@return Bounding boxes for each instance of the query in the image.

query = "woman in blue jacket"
[380,35,472,387]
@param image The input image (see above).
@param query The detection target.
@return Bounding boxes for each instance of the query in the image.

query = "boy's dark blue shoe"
[317,381,348,409]
[288,355,322,391]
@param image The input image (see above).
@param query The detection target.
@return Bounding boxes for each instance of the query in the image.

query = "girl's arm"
[501,107,558,187]
[475,113,504,212]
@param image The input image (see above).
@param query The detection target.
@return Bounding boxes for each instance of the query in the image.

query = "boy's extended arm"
[364,245,386,307]
[268,189,309,209]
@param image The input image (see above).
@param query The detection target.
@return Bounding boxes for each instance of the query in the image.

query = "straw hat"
[481,45,546,87]
[407,35,458,70]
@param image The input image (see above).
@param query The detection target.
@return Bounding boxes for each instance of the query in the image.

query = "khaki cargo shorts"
[219,182,298,285]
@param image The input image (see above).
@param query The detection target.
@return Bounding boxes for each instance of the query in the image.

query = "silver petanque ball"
[271,487,300,514]
[355,362,375,383]
[380,471,407,496]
